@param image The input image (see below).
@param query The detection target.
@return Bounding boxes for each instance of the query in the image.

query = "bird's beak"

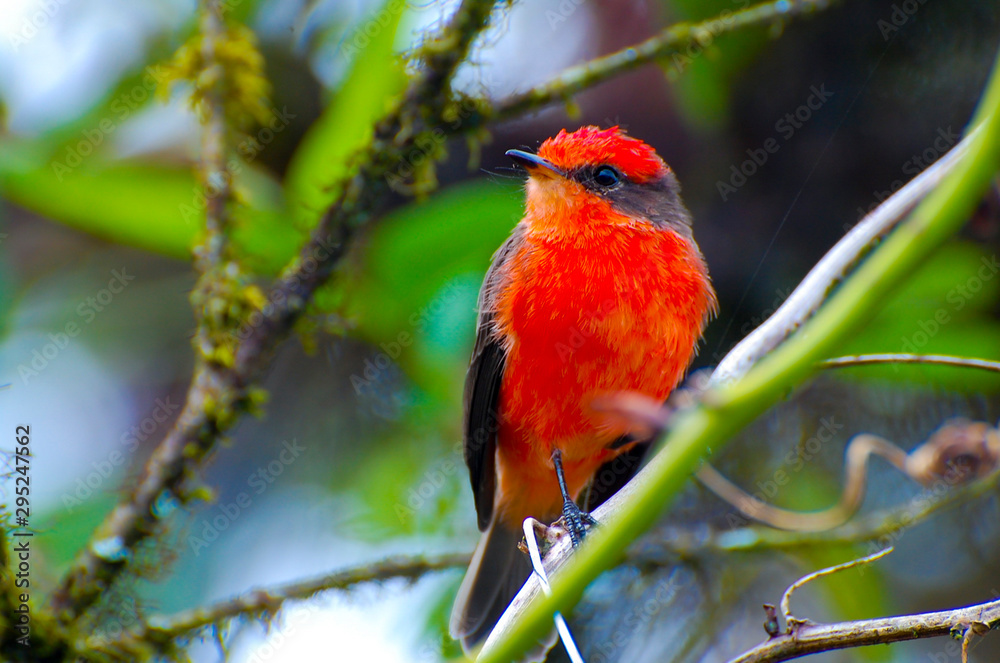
[506,149,564,178]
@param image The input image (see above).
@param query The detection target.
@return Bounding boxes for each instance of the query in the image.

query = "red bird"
[450,126,716,650]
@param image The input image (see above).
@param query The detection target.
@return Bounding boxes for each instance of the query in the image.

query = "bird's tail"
[450,519,532,653]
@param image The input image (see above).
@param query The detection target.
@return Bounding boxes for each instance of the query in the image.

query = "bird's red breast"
[487,127,717,527]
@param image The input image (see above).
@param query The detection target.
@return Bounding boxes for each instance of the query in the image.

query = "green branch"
[478,44,1000,663]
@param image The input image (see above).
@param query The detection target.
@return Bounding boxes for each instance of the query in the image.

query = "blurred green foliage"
[666,0,771,129]
[1,1,999,661]
[839,241,1000,389]
[284,1,407,230]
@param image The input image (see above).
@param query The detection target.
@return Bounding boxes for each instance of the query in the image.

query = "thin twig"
[193,0,231,274]
[823,353,1000,373]
[638,463,1000,557]
[779,547,893,632]
[697,433,909,532]
[727,597,1000,663]
[95,553,470,650]
[489,0,832,122]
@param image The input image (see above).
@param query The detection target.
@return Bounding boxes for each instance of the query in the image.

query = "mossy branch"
[48,0,498,637]
[95,554,469,654]
[489,0,832,122]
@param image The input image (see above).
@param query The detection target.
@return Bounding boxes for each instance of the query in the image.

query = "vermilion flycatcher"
[450,126,716,650]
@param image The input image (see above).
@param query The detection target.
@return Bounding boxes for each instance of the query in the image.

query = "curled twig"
[778,547,893,634]
[699,418,1000,532]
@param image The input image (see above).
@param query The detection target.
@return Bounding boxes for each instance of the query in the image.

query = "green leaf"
[283,0,408,229]
[328,178,522,399]
[0,144,303,274]
[838,241,1000,389]
[0,152,198,260]
[665,0,770,130]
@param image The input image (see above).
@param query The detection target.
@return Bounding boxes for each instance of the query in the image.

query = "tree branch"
[822,353,1000,373]
[93,553,469,653]
[50,0,497,626]
[192,0,232,274]
[728,598,1000,663]
[489,0,833,122]
[638,462,1000,557]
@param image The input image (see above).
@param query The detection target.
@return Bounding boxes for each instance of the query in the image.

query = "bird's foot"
[560,499,597,548]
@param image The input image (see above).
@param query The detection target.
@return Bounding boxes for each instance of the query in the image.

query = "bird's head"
[507,126,692,236]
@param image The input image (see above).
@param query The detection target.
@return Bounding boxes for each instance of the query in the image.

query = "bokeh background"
[1,0,1000,661]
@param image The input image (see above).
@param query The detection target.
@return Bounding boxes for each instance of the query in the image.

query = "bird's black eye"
[593,166,621,188]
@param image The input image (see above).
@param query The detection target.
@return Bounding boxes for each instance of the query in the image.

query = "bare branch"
[192,0,232,274]
[727,597,1000,663]
[823,353,1000,373]
[636,462,1000,556]
[778,547,893,631]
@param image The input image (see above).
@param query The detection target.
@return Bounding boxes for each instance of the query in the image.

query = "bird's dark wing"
[464,224,525,531]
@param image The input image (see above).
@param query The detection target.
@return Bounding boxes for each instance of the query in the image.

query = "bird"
[450,125,717,652]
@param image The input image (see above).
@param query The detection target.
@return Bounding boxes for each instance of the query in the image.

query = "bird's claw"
[560,499,597,547]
